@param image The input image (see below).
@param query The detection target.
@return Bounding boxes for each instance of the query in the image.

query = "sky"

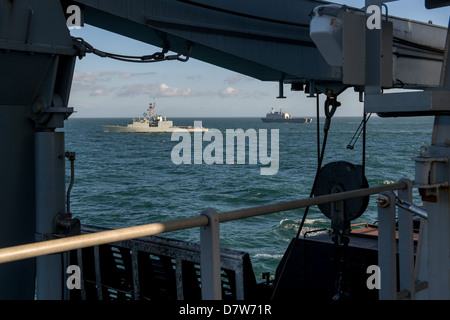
[68,0,450,118]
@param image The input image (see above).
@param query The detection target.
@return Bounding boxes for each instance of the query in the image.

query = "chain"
[72,37,191,63]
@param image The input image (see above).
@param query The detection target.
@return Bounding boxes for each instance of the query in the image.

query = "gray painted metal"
[377,191,397,300]
[71,0,447,95]
[365,9,450,299]
[440,19,450,89]
[71,0,343,83]
[35,132,67,299]
[200,209,222,300]
[426,0,450,9]
[397,179,415,300]
[0,106,36,299]
[417,115,450,299]
[0,0,76,299]
[371,7,450,299]
[377,181,428,300]
[364,90,450,116]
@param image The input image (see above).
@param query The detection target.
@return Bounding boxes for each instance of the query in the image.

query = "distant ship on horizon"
[101,100,208,133]
[261,108,312,123]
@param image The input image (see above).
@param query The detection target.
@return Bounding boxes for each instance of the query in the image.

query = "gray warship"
[102,101,208,133]
[261,108,312,123]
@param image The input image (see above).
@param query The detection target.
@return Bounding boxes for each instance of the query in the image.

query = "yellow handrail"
[0,216,208,264]
[0,181,406,264]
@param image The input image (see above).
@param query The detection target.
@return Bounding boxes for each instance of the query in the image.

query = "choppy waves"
[64,116,433,276]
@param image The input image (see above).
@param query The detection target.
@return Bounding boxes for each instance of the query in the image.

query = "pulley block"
[314,161,369,222]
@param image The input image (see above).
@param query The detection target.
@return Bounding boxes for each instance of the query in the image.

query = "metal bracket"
[396,197,429,220]
[30,94,74,128]
[414,146,448,182]
[413,152,449,201]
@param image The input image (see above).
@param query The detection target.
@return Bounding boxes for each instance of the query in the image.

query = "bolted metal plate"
[314,161,369,221]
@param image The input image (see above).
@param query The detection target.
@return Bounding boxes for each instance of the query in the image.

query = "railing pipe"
[0,181,407,265]
[0,216,208,264]
[219,182,406,222]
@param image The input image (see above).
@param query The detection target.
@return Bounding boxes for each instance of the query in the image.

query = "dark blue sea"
[62,116,434,278]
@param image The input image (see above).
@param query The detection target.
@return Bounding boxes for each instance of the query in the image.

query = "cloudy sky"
[68,0,449,118]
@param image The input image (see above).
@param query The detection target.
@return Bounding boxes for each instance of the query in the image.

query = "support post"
[397,178,415,299]
[200,209,222,300]
[0,105,36,299]
[364,0,382,96]
[277,80,286,99]
[377,191,397,300]
[423,115,450,299]
[35,131,66,300]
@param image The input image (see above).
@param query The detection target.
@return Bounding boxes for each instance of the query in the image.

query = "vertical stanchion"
[397,178,414,299]
[35,131,66,300]
[377,191,397,300]
[200,209,222,300]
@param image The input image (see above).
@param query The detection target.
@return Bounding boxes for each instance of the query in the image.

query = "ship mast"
[148,98,156,118]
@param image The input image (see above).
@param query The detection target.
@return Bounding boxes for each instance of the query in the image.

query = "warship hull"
[261,118,312,123]
[101,125,208,133]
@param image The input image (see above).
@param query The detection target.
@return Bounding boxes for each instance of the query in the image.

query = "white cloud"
[159,83,192,97]
[91,88,108,96]
[115,83,156,97]
[120,71,156,79]
[224,74,254,85]
[71,71,253,100]
[219,86,246,97]
[70,82,114,96]
[72,71,157,97]
[115,83,192,98]
[73,71,155,83]
[73,71,117,83]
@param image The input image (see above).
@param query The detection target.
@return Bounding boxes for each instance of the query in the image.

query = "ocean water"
[62,116,434,279]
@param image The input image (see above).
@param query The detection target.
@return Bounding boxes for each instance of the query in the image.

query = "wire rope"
[271,94,338,300]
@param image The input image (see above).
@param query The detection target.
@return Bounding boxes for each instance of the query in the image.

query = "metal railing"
[377,178,428,300]
[76,225,254,300]
[0,181,408,299]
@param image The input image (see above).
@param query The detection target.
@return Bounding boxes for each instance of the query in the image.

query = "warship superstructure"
[102,101,208,133]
